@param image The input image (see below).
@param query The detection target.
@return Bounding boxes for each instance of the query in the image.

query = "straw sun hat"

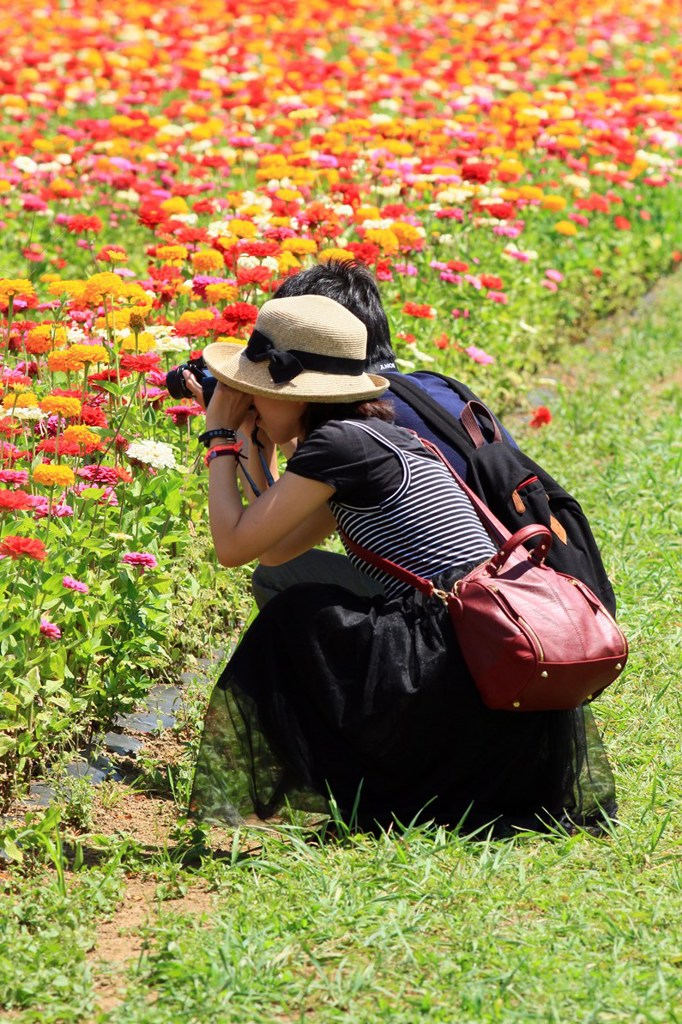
[202,295,389,403]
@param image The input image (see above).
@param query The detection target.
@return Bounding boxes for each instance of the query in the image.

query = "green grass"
[1,272,682,1024]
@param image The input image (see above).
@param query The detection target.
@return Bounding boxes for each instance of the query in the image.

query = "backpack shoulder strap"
[386,374,474,451]
[388,374,505,450]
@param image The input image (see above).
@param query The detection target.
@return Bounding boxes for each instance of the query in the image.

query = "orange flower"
[542,195,568,212]
[191,249,224,273]
[62,424,101,447]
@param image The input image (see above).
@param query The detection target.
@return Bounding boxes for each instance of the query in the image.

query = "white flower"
[13,156,38,174]
[126,440,177,470]
[11,407,47,422]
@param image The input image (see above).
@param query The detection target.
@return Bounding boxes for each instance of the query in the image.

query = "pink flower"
[63,575,89,593]
[40,617,62,640]
[541,280,558,292]
[486,290,508,305]
[121,551,158,571]
[465,345,495,365]
[0,469,29,486]
[544,269,564,283]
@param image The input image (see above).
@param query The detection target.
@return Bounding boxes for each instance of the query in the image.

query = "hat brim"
[203,342,389,403]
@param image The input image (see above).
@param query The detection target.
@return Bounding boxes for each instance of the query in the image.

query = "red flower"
[0,489,33,511]
[529,406,552,428]
[119,354,161,373]
[36,439,82,456]
[481,274,504,289]
[64,215,103,234]
[462,162,492,184]
[486,202,515,220]
[402,302,435,318]
[614,216,631,231]
[0,535,48,560]
[236,266,272,288]
[221,302,259,329]
[345,242,381,265]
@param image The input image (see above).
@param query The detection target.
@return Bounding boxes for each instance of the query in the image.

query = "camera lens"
[165,364,192,400]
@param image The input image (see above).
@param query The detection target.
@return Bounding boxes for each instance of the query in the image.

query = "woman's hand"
[204,380,253,433]
[182,370,207,410]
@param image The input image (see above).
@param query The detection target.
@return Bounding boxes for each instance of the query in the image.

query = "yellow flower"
[3,392,38,409]
[355,205,381,223]
[120,331,156,353]
[0,278,35,300]
[554,220,578,236]
[33,463,75,487]
[280,238,318,256]
[228,220,258,239]
[160,197,189,215]
[39,396,82,418]
[318,248,356,264]
[391,221,424,248]
[62,424,100,446]
[277,252,301,273]
[518,185,544,201]
[364,228,399,255]
[47,279,87,300]
[156,244,188,264]
[204,283,238,304]
[83,273,126,304]
[63,344,109,368]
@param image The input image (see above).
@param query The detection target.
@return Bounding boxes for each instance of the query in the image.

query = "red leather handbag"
[341,441,628,712]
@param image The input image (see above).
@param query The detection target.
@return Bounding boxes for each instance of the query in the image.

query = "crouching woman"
[189,295,615,836]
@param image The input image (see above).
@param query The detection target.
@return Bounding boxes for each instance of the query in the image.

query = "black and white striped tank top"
[330,422,497,599]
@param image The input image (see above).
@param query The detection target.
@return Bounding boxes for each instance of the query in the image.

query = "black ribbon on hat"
[245,329,366,385]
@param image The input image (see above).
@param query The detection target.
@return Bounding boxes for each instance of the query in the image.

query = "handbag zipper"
[568,579,629,654]
[517,617,545,661]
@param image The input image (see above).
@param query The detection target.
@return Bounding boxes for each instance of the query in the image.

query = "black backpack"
[387,373,617,616]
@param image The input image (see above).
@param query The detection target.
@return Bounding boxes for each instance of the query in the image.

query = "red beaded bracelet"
[204,441,243,468]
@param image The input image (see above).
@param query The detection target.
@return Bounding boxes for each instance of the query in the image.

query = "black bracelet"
[198,427,238,448]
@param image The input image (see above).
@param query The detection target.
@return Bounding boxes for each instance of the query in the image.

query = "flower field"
[1,0,681,804]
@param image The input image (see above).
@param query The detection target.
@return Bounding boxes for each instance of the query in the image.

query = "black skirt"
[190,580,616,836]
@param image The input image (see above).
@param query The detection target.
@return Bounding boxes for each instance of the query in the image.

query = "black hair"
[273,260,396,371]
[301,397,395,438]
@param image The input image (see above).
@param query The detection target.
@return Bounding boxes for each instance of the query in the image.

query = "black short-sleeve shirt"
[286,418,424,508]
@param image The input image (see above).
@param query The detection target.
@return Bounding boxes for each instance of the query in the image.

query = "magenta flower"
[63,575,89,593]
[121,552,158,571]
[40,617,62,640]
[545,269,564,283]
[465,345,495,366]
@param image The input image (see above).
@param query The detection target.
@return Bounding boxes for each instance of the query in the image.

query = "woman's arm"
[193,378,336,567]
[208,457,334,567]
[258,495,336,565]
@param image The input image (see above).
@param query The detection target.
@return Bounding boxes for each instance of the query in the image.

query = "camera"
[166,356,218,406]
